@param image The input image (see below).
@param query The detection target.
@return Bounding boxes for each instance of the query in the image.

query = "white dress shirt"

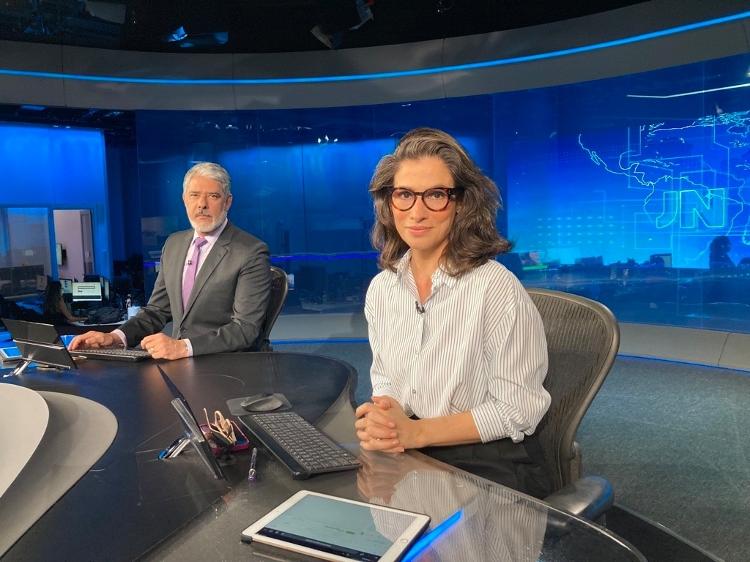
[365,252,550,443]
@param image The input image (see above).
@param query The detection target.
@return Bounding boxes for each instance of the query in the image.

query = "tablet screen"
[245,492,430,562]
[0,346,21,360]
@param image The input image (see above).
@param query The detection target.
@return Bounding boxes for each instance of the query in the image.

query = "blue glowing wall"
[508,112,750,268]
[134,101,496,305]
[0,123,110,278]
[133,52,750,331]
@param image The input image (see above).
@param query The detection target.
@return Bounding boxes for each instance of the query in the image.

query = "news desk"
[1,353,644,561]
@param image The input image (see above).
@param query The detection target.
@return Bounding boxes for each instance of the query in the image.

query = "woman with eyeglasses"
[354,128,552,498]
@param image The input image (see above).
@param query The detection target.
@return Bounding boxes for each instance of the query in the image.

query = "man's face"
[183,175,233,234]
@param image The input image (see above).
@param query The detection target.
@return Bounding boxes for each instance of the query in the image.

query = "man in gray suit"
[70,162,271,360]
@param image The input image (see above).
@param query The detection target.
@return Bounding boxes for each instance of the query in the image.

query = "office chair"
[527,288,619,522]
[254,266,289,352]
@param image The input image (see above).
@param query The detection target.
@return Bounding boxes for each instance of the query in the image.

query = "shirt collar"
[392,250,411,285]
[192,217,228,245]
[392,250,458,289]
[433,265,457,289]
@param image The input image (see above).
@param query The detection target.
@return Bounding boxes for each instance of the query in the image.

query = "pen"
[248,447,258,481]
[158,437,183,460]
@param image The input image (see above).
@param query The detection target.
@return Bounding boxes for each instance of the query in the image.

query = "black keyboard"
[239,411,360,480]
[71,348,151,362]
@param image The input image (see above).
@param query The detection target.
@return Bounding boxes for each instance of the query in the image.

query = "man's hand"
[140,333,189,361]
[69,331,122,350]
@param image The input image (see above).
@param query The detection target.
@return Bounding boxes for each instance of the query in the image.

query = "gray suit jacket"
[121,222,271,355]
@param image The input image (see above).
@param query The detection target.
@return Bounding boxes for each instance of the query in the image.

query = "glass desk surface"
[145,369,643,562]
[2,352,643,562]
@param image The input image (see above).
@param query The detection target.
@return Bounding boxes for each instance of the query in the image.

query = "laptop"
[2,318,149,364]
[1,318,76,376]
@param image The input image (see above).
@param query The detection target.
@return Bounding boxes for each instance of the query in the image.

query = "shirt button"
[412,389,417,395]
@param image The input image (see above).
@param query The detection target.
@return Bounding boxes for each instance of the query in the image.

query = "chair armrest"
[569,440,582,481]
[544,475,614,521]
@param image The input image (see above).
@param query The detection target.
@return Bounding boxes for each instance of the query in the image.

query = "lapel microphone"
[415,301,425,315]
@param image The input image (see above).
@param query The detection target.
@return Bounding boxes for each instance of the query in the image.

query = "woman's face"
[391,156,459,260]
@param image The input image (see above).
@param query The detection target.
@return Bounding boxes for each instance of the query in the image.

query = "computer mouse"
[241,394,284,412]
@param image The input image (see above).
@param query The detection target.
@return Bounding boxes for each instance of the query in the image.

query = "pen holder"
[200,421,251,457]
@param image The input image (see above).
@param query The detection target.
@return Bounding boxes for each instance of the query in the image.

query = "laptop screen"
[1,318,76,371]
[60,279,73,294]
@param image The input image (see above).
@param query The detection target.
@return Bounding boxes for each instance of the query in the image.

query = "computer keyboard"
[239,411,360,480]
[71,348,151,362]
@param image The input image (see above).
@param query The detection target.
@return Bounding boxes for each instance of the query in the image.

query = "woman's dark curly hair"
[369,127,509,275]
[43,280,63,316]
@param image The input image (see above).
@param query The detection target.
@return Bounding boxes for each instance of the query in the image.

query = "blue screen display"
[133,48,750,332]
[508,112,750,269]
[3,50,743,332]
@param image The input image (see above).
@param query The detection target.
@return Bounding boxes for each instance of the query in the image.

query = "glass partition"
[135,99,496,313]
[135,51,750,331]
[0,208,50,298]
[0,123,111,281]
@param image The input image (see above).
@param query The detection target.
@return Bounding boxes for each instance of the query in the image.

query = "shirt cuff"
[470,402,520,443]
[184,339,194,357]
[371,382,394,398]
[111,329,127,348]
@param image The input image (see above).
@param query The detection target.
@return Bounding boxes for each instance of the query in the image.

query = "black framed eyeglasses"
[389,187,462,212]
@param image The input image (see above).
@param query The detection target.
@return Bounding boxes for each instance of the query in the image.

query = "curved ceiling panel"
[0,0,747,110]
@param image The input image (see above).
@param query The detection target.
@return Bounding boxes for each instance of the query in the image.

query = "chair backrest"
[527,288,620,491]
[255,266,289,352]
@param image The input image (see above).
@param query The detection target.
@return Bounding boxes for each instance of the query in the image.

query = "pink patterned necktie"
[182,237,208,307]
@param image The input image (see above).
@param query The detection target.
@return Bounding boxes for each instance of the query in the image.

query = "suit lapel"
[182,223,232,317]
[172,230,193,318]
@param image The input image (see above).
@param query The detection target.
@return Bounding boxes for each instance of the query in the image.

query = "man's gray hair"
[183,162,231,195]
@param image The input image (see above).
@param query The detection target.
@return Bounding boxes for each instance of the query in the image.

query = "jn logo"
[656,188,727,229]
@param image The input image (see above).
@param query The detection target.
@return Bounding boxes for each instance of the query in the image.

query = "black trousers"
[420,434,552,499]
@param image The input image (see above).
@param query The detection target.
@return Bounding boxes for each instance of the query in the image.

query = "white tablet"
[241,490,431,562]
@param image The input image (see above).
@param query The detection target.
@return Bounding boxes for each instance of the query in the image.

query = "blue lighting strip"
[0,11,748,85]
[272,338,369,345]
[144,252,378,268]
[271,251,378,263]
[627,81,750,99]
[402,510,463,562]
[618,353,750,375]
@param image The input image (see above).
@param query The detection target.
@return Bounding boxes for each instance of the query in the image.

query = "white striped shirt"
[365,252,550,443]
